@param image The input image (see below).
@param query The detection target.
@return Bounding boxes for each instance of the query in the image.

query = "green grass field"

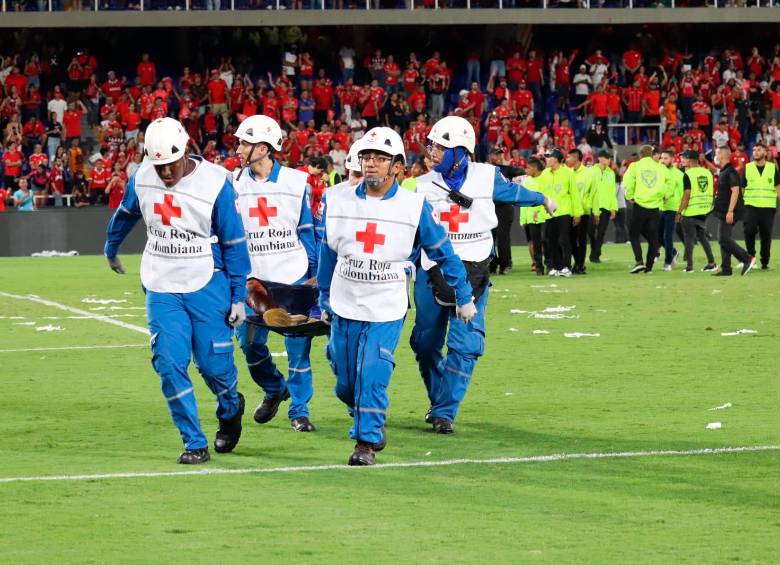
[1,243,778,563]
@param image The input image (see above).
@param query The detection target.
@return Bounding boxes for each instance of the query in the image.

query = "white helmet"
[359,127,406,164]
[144,117,190,165]
[235,114,283,151]
[345,138,363,172]
[428,115,476,154]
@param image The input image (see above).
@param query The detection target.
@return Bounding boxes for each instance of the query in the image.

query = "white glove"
[228,303,246,329]
[107,255,126,274]
[456,300,478,324]
[320,310,332,325]
[543,196,558,216]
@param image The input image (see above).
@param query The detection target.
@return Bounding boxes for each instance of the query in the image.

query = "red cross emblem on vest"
[355,222,386,254]
[439,203,470,233]
[153,194,182,226]
[249,197,278,226]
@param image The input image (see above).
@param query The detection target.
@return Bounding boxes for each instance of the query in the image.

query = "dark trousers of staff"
[491,203,516,274]
[544,215,572,271]
[588,208,612,263]
[743,205,775,268]
[629,203,660,270]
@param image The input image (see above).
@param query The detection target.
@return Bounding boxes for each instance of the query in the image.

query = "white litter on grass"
[14,322,36,326]
[81,298,128,305]
[539,289,568,294]
[510,309,530,314]
[30,250,79,257]
[564,332,601,338]
[41,314,144,320]
[425,451,432,456]
[271,352,288,357]
[490,288,511,293]
[35,325,63,332]
[706,422,722,430]
[532,330,550,335]
[505,392,514,396]
[709,402,732,411]
[712,289,722,295]
[0,316,26,320]
[721,329,758,336]
[509,328,520,332]
[596,309,608,313]
[530,284,558,288]
[531,313,579,319]
[88,306,145,311]
[123,292,134,295]
[542,305,576,313]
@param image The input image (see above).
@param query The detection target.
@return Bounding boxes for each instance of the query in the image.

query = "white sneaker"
[548,269,559,277]
[559,267,572,278]
[663,264,672,271]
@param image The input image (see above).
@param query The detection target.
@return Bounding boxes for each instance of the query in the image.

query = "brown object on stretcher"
[262,308,310,327]
[246,279,278,315]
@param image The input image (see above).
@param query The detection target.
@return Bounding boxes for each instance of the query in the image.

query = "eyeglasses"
[426,143,446,154]
[360,153,392,165]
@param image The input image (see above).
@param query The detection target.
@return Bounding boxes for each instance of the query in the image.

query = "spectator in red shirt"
[206,69,229,127]
[28,143,48,170]
[525,50,544,110]
[402,62,420,95]
[641,81,662,144]
[383,55,401,95]
[88,159,111,205]
[511,80,534,117]
[105,162,127,210]
[506,51,526,90]
[622,48,643,78]
[424,51,441,79]
[63,100,88,143]
[361,80,386,129]
[2,141,23,189]
[22,115,45,148]
[691,93,712,137]
[466,81,486,117]
[312,75,335,126]
[137,53,156,87]
[5,67,28,101]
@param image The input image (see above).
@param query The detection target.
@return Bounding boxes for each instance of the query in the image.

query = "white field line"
[0,344,148,354]
[0,292,148,335]
[0,445,777,485]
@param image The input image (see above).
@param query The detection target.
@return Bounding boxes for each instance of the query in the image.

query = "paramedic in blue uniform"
[412,116,557,434]
[105,117,251,464]
[317,127,475,466]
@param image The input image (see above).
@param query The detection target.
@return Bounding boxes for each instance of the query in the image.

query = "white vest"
[326,184,423,322]
[234,166,310,284]
[415,162,497,269]
[135,158,226,293]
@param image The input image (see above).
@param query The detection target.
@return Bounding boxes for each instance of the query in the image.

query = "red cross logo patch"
[439,203,470,233]
[153,194,182,226]
[355,222,386,254]
[248,197,278,227]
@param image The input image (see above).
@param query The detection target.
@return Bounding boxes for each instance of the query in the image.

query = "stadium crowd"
[2,39,780,216]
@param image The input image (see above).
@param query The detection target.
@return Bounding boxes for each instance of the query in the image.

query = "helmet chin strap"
[236,142,269,181]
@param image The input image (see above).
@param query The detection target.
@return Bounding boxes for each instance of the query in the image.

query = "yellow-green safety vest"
[519,175,548,225]
[661,166,685,212]
[743,161,777,209]
[682,166,714,217]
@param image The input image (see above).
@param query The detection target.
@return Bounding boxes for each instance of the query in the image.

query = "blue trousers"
[326,316,403,445]
[410,268,488,423]
[146,271,241,451]
[236,304,313,420]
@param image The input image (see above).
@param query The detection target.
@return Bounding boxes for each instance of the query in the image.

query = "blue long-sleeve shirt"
[491,167,546,207]
[104,161,251,304]
[317,181,473,315]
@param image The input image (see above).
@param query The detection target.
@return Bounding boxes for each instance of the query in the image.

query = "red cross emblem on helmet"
[155,151,162,158]
[369,130,377,138]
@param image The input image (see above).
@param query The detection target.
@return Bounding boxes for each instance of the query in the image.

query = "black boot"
[431,417,454,434]
[177,448,210,465]
[290,416,317,432]
[348,442,376,466]
[214,393,245,453]
[253,389,290,424]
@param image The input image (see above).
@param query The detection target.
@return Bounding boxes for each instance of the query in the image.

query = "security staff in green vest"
[540,148,583,277]
[324,156,342,186]
[622,144,671,273]
[519,157,549,275]
[401,161,427,191]
[659,148,684,271]
[589,149,618,263]
[676,150,718,273]
[741,142,780,270]
[566,148,594,275]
